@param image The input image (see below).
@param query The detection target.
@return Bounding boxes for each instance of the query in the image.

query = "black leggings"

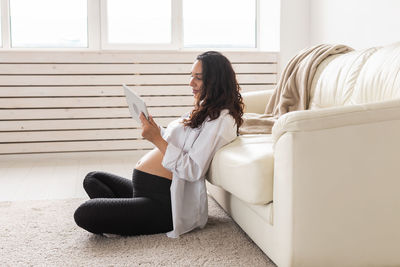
[74,169,173,236]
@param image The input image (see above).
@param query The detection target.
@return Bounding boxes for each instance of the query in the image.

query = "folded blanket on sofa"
[239,44,354,135]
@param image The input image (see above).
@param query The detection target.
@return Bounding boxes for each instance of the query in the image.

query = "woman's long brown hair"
[183,51,244,133]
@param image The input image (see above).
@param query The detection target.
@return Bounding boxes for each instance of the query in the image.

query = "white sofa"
[206,42,400,267]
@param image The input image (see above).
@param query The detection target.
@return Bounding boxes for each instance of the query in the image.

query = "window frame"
[0,0,11,48]
[0,0,263,51]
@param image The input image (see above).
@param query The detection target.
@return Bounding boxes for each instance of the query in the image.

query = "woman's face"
[189,60,203,98]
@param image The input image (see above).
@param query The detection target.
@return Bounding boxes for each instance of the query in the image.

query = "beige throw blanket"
[239,44,354,134]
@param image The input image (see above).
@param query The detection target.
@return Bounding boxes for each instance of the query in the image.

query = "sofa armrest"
[272,99,400,143]
[242,89,274,113]
[272,98,400,265]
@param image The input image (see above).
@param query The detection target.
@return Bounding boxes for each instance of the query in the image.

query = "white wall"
[260,0,280,52]
[309,0,400,49]
[279,0,400,72]
[279,0,310,73]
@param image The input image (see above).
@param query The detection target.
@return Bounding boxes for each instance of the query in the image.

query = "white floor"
[0,151,146,201]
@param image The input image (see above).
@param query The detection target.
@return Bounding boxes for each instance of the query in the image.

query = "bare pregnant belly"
[135,148,173,180]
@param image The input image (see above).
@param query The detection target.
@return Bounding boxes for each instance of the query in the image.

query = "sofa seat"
[207,134,274,205]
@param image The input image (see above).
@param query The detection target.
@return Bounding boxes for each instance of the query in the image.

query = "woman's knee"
[83,171,100,191]
[74,203,88,228]
[74,201,100,234]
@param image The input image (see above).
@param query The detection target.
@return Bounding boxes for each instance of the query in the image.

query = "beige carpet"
[0,196,275,266]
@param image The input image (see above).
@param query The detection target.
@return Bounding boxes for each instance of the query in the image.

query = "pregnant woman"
[74,51,244,238]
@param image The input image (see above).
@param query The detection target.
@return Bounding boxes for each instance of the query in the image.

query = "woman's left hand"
[139,113,168,154]
[139,113,162,144]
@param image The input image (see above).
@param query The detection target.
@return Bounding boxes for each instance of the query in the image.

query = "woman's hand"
[139,113,168,154]
[139,113,160,143]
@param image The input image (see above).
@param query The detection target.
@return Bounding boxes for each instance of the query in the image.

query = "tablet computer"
[123,84,149,123]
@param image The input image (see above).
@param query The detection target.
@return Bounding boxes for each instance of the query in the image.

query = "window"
[183,0,256,48]
[9,0,87,48]
[0,4,2,47]
[106,0,171,44]
[0,0,280,50]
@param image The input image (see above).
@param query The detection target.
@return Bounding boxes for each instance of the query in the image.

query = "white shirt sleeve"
[162,115,236,182]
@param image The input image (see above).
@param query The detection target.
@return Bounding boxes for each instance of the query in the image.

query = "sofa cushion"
[207,134,274,205]
[309,47,377,109]
[351,42,400,104]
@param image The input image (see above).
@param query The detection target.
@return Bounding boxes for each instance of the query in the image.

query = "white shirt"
[160,109,237,238]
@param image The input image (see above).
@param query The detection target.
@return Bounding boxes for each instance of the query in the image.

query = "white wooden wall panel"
[0,74,276,86]
[0,118,173,131]
[0,84,275,97]
[0,51,278,155]
[0,107,192,120]
[0,51,278,63]
[0,140,153,154]
[0,96,195,108]
[0,129,143,142]
[0,63,277,74]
